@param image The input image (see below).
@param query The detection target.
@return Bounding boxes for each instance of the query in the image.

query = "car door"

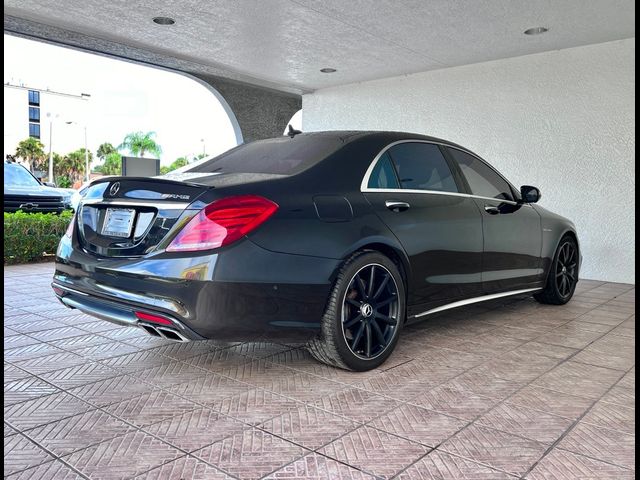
[445,147,543,293]
[362,141,484,314]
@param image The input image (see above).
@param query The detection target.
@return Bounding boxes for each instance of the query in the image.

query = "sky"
[4,34,242,166]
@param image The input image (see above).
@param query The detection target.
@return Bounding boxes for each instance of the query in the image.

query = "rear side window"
[367,152,400,189]
[387,143,458,192]
[447,148,514,201]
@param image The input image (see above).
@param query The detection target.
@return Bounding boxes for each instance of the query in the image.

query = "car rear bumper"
[53,235,339,342]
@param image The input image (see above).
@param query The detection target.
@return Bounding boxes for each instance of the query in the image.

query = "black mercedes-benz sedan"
[52,131,581,370]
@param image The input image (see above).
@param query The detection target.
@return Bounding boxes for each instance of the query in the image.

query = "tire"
[307,250,406,371]
[534,235,579,305]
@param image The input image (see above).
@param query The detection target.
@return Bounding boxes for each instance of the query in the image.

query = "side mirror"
[520,185,541,203]
[43,181,57,188]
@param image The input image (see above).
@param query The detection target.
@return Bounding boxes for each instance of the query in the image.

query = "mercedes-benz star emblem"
[109,182,120,196]
[360,303,373,318]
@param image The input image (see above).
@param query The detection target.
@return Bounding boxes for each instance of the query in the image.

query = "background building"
[4,81,90,172]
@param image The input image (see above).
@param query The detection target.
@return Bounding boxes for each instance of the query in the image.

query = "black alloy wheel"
[535,236,579,305]
[307,251,406,371]
[341,263,400,359]
[555,241,578,298]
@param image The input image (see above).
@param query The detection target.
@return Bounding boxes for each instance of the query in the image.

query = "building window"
[28,90,40,106]
[29,106,40,122]
[29,123,40,139]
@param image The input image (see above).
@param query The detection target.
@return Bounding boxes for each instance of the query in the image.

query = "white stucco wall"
[303,39,635,284]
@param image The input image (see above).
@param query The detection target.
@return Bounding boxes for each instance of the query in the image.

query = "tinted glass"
[448,148,514,201]
[387,143,458,192]
[368,152,400,189]
[28,90,40,105]
[28,123,40,138]
[187,135,348,175]
[4,164,40,187]
[29,107,40,122]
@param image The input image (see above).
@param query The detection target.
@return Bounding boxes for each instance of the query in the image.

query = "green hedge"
[4,210,74,264]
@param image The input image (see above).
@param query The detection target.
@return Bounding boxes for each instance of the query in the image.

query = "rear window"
[186,135,348,175]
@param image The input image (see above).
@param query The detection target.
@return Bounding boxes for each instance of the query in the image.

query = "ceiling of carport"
[3,0,635,94]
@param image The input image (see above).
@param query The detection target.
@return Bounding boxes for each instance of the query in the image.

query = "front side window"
[447,148,514,201]
[367,152,400,189]
[387,142,458,192]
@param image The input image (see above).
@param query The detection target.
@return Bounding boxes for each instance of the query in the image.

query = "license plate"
[102,208,136,238]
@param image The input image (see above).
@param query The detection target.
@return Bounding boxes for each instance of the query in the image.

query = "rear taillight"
[166,195,278,252]
[65,214,76,238]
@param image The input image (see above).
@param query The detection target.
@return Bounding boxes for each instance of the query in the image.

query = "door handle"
[484,205,500,215]
[385,200,410,212]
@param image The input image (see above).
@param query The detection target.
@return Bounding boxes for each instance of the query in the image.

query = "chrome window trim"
[410,287,542,318]
[361,139,526,205]
[363,188,524,207]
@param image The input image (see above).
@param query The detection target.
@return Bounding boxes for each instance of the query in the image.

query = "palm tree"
[100,152,122,175]
[57,148,92,184]
[14,137,46,172]
[118,131,162,158]
[96,142,117,161]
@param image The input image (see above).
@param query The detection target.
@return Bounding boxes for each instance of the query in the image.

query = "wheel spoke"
[344,314,363,329]
[373,273,390,300]
[350,323,365,350]
[556,271,564,278]
[346,298,361,308]
[374,312,397,325]
[367,266,376,298]
[371,319,387,346]
[355,275,367,299]
[376,295,397,309]
[365,323,372,357]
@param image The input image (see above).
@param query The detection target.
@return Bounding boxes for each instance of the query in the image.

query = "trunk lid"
[77,177,209,257]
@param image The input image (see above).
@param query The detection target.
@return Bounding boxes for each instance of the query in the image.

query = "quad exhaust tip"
[139,323,190,342]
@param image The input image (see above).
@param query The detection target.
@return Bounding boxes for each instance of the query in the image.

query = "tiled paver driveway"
[4,262,635,479]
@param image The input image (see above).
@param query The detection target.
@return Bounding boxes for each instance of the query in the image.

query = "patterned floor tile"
[514,342,578,360]
[66,374,156,407]
[476,403,573,444]
[396,451,515,479]
[4,459,85,479]
[4,335,41,350]
[104,390,200,428]
[13,351,89,376]
[40,362,120,389]
[264,453,378,479]
[4,363,31,383]
[186,348,254,372]
[258,404,358,449]
[440,424,547,476]
[4,343,66,362]
[142,407,247,452]
[4,377,61,407]
[318,425,429,479]
[4,392,94,430]
[410,382,498,420]
[312,388,401,423]
[132,456,234,479]
[128,360,208,387]
[600,385,635,408]
[557,422,635,469]
[26,409,135,456]
[580,401,635,434]
[4,433,54,476]
[533,362,623,399]
[257,372,350,403]
[506,386,593,420]
[28,327,88,342]
[167,372,253,407]
[369,404,466,447]
[72,341,141,361]
[62,431,182,479]
[99,349,174,374]
[193,428,305,480]
[214,388,302,425]
[526,448,634,479]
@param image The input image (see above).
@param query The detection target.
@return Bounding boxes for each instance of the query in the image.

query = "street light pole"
[84,125,89,182]
[46,112,59,183]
